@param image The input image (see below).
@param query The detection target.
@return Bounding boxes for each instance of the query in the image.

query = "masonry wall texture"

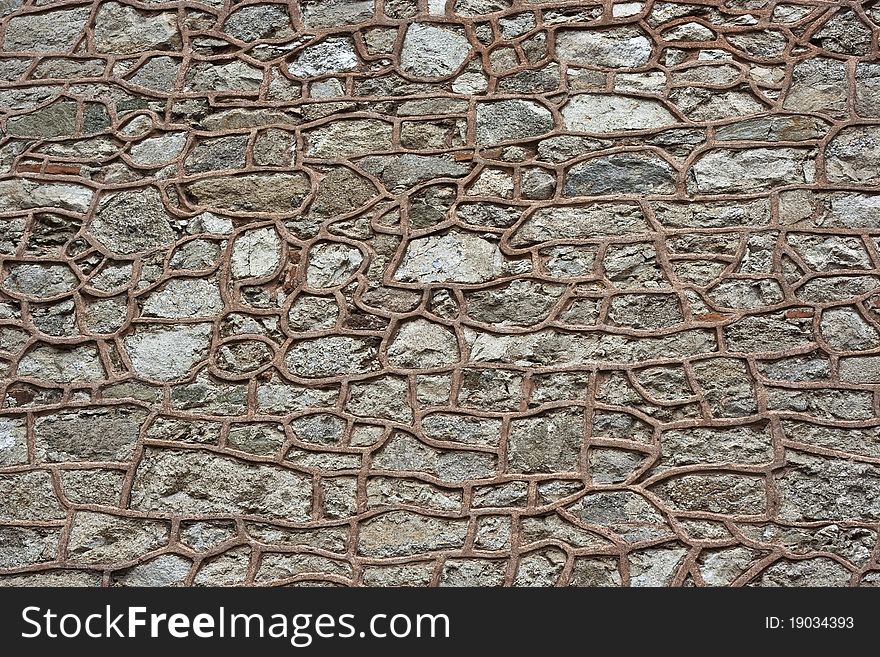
[0,0,879,587]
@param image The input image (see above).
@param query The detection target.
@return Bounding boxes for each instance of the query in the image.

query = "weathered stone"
[184,173,311,214]
[387,319,460,368]
[113,554,193,587]
[567,491,674,543]
[562,94,678,133]
[825,125,880,184]
[288,37,360,77]
[475,100,554,145]
[230,227,282,279]
[400,23,471,78]
[301,0,375,28]
[94,3,180,54]
[18,344,106,383]
[752,558,851,587]
[131,448,312,519]
[123,323,212,381]
[89,187,176,255]
[511,203,649,246]
[659,423,773,470]
[2,263,78,299]
[3,7,90,52]
[440,559,507,586]
[223,4,291,42]
[394,231,517,283]
[141,278,223,318]
[0,526,61,568]
[306,242,364,288]
[783,58,848,118]
[67,512,168,565]
[507,408,583,473]
[629,545,688,586]
[565,153,676,195]
[651,474,767,514]
[820,307,880,352]
[305,119,394,158]
[0,470,65,520]
[357,511,469,556]
[688,148,815,193]
[361,154,470,190]
[286,335,381,378]
[555,27,652,68]
[34,406,148,462]
[0,416,27,465]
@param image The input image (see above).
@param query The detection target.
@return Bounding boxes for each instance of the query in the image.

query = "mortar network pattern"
[1,0,880,587]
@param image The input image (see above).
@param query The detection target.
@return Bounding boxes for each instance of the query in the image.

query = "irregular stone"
[34,406,148,462]
[286,336,381,378]
[394,231,515,283]
[301,0,375,28]
[230,227,282,279]
[724,311,814,353]
[659,423,773,470]
[567,491,674,543]
[357,511,469,556]
[184,173,311,214]
[306,242,364,288]
[346,376,413,422]
[440,559,507,586]
[752,558,851,587]
[7,102,77,138]
[193,546,250,586]
[400,23,471,78]
[514,548,566,586]
[113,554,193,587]
[507,408,583,473]
[185,60,263,92]
[562,94,678,133]
[475,99,554,145]
[783,57,848,118]
[18,344,106,383]
[141,278,223,318]
[67,512,168,565]
[94,2,180,54]
[0,180,94,214]
[629,545,688,586]
[0,470,65,520]
[3,7,90,52]
[129,132,187,167]
[131,448,312,519]
[569,557,622,587]
[123,323,212,381]
[223,4,292,42]
[0,526,60,568]
[387,319,460,368]
[0,416,27,466]
[89,187,176,255]
[565,153,676,195]
[288,37,360,77]
[511,203,649,246]
[825,125,880,184]
[820,307,880,351]
[688,148,815,193]
[421,413,501,446]
[360,154,470,190]
[305,119,394,158]
[2,263,78,299]
[691,358,757,417]
[651,474,767,514]
[555,27,652,68]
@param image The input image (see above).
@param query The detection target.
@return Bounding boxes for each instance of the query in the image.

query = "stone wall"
[1,0,879,586]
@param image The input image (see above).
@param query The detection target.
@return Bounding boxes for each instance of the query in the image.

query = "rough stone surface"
[1,0,878,589]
